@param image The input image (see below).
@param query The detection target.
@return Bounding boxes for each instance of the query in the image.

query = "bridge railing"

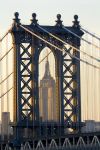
[0,135,100,150]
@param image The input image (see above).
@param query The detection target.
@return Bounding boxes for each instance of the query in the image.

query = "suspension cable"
[0,27,12,42]
[63,26,100,50]
[19,24,100,70]
[0,87,13,99]
[0,72,13,85]
[0,46,13,111]
[39,51,52,64]
[81,26,100,41]
[37,25,100,62]
[0,29,13,114]
[0,47,13,62]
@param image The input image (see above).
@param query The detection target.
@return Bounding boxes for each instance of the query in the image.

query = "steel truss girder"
[62,46,81,129]
[18,43,33,121]
[15,42,39,125]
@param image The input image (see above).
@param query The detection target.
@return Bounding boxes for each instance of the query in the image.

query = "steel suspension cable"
[39,51,52,64]
[0,30,13,115]
[0,46,13,85]
[0,47,13,62]
[37,25,100,62]
[63,26,100,50]
[0,27,12,42]
[0,47,13,113]
[0,38,13,114]
[0,72,13,85]
[81,26,100,41]
[0,87,13,99]
[19,24,100,70]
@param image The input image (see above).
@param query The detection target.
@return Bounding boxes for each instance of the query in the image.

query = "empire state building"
[39,58,57,122]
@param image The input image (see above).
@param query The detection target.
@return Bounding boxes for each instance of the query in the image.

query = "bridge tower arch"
[11,12,84,139]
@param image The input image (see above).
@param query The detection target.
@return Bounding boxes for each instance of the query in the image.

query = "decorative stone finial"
[55,14,63,27]
[31,13,38,25]
[73,15,80,28]
[13,12,20,24]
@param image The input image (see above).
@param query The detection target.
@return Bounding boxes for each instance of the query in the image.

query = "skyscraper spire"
[43,49,51,78]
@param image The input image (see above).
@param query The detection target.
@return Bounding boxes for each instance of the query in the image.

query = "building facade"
[1,112,10,139]
[39,59,57,122]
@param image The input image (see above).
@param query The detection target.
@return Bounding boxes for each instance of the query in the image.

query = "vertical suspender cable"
[81,39,87,121]
[85,35,89,121]
[82,28,100,121]
[6,34,9,112]
[0,42,4,119]
[99,40,100,121]
[96,39,99,121]
[92,36,94,121]
[0,41,4,123]
[93,38,99,121]
[0,42,3,120]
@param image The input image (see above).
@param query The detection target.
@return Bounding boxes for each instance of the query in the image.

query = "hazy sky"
[0,0,100,35]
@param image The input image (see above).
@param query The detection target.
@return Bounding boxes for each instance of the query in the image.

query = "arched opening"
[38,47,57,122]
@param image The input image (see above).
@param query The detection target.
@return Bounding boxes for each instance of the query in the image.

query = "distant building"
[81,120,100,133]
[1,112,10,138]
[39,58,57,121]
